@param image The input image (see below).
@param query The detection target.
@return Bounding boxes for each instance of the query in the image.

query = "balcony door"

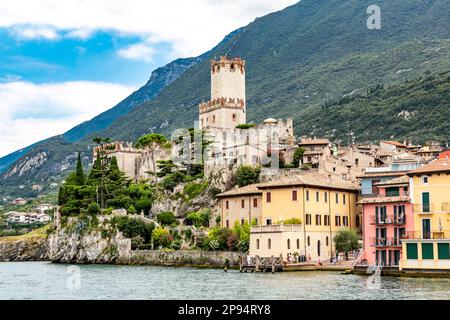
[422,219,431,239]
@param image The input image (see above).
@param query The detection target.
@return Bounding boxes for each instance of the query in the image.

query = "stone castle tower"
[199,56,246,129]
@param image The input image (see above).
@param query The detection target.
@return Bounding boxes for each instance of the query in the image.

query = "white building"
[6,212,52,224]
[36,204,55,214]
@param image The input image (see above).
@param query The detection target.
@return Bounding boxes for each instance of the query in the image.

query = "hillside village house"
[36,203,55,214]
[6,212,52,224]
[400,159,450,271]
[248,173,359,262]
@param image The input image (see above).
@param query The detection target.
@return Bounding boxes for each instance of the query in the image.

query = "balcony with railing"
[402,230,450,240]
[370,215,406,225]
[413,203,450,214]
[371,237,402,247]
[251,224,303,233]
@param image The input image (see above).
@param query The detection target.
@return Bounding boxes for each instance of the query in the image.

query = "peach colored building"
[360,175,414,267]
[217,184,262,228]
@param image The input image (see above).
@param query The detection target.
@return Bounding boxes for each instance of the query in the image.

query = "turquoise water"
[1,262,449,300]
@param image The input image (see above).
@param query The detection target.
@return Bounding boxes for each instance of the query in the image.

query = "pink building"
[359,176,414,267]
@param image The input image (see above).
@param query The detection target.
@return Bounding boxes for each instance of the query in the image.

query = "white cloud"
[11,25,60,40]
[0,0,298,57]
[118,44,155,62]
[0,81,134,157]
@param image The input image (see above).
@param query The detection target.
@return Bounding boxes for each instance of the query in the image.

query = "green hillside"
[1,0,449,198]
[96,0,450,142]
[303,70,450,144]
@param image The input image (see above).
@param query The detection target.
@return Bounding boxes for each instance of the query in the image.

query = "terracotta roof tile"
[407,159,450,175]
[299,139,330,146]
[381,141,407,148]
[374,175,409,186]
[257,172,358,191]
[217,184,262,198]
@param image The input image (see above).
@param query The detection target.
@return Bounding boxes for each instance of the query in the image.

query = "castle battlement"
[211,56,245,74]
[199,97,245,114]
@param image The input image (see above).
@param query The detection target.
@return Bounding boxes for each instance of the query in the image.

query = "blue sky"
[0,29,174,86]
[0,0,297,157]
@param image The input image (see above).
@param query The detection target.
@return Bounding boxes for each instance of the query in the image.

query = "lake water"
[1,262,449,300]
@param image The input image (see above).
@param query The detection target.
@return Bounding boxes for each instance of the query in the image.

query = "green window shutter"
[438,243,450,260]
[422,243,434,260]
[422,193,430,212]
[406,243,418,260]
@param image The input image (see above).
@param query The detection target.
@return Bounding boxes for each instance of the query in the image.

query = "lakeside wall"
[118,250,241,268]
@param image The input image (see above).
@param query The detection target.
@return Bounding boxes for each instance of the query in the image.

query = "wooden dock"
[240,255,284,273]
[240,255,355,273]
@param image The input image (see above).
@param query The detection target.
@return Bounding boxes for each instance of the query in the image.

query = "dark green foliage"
[236,123,257,129]
[161,171,186,191]
[111,216,155,243]
[157,211,177,226]
[183,182,208,200]
[134,198,152,215]
[157,160,177,177]
[305,71,450,144]
[75,153,85,186]
[293,148,306,168]
[127,205,137,215]
[185,209,211,228]
[235,165,261,187]
[87,202,100,215]
[334,229,360,260]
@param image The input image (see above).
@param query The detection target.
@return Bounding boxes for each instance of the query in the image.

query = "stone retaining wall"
[118,250,242,268]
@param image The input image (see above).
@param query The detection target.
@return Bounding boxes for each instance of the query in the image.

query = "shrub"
[186,209,211,228]
[279,218,302,225]
[152,227,172,248]
[127,205,137,215]
[235,165,261,187]
[87,202,100,215]
[208,187,222,198]
[236,123,256,129]
[111,216,154,243]
[157,211,177,226]
[183,182,208,200]
[131,236,144,250]
[134,198,152,215]
[170,239,182,250]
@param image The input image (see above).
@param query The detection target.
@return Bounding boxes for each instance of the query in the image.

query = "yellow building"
[217,184,262,228]
[249,173,359,261]
[400,159,450,271]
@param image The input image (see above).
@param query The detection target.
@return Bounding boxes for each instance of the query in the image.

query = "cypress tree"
[75,153,85,186]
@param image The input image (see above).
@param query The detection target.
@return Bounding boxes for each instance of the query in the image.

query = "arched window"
[287,239,291,250]
[326,236,329,246]
[296,239,300,249]
[268,239,272,250]
[307,236,310,246]
[256,239,260,250]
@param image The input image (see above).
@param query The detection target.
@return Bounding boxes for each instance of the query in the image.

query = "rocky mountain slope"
[1,0,449,198]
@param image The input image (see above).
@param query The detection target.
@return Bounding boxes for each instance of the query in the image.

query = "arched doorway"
[317,240,321,257]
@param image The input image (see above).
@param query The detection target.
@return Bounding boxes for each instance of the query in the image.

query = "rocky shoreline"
[0,230,240,268]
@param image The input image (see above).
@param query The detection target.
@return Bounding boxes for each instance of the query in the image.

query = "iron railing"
[371,237,402,247]
[402,230,450,240]
[371,215,406,225]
